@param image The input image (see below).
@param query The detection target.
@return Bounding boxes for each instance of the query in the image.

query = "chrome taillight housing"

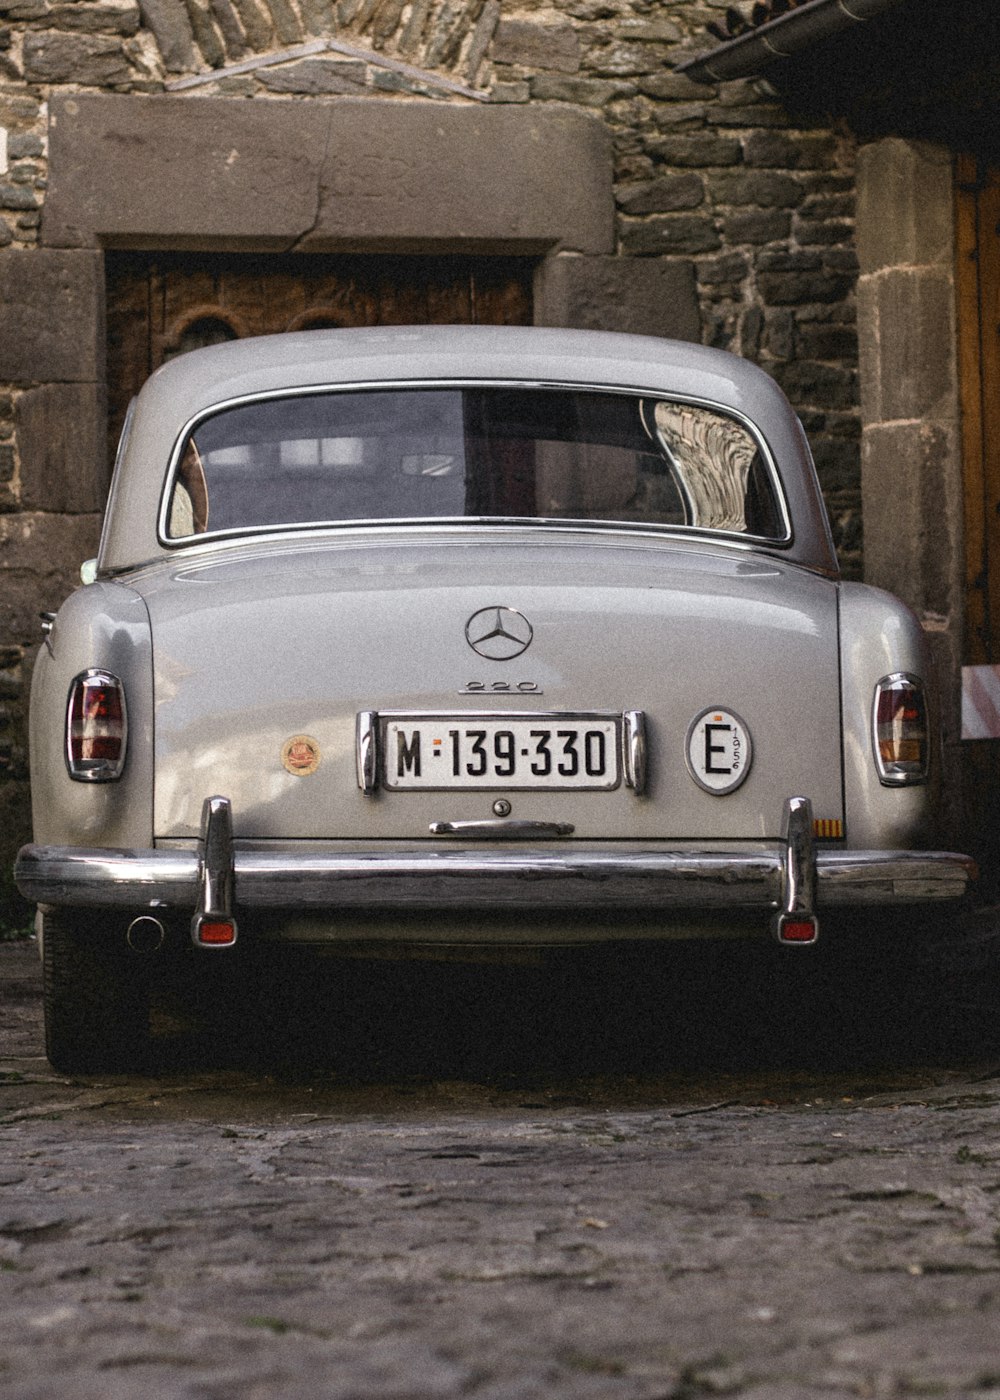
[65,670,128,781]
[872,672,929,786]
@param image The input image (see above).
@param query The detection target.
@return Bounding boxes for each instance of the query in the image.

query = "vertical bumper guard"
[774,795,819,944]
[191,795,238,948]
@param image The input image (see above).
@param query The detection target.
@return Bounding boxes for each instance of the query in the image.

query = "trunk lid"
[136,530,844,842]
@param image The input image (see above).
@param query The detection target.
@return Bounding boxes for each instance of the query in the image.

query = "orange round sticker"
[281,734,321,776]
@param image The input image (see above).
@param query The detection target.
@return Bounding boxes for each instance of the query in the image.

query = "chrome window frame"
[155,378,794,552]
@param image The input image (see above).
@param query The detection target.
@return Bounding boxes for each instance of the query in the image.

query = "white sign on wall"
[962,665,1000,739]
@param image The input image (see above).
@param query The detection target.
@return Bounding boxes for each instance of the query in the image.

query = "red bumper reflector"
[777,916,819,944]
[196,919,236,946]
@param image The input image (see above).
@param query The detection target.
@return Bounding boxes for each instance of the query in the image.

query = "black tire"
[42,908,151,1073]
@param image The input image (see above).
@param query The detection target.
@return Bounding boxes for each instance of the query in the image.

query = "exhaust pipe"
[126,915,165,953]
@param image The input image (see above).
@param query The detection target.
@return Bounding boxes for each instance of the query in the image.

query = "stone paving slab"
[4,937,1000,1398]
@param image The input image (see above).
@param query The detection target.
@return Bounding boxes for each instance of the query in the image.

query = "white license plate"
[383,714,621,790]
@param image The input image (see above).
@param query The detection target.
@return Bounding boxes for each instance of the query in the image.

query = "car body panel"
[132,529,844,842]
[17,327,973,970]
[28,582,154,849]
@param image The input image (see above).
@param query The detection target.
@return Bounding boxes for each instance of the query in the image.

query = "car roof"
[99,325,838,576]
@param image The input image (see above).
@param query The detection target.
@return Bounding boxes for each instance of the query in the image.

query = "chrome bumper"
[15,797,975,926]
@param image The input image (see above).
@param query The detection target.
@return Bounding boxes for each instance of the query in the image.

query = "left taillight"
[66,670,128,781]
[872,672,929,786]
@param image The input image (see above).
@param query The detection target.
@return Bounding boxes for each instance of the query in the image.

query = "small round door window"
[165,316,239,361]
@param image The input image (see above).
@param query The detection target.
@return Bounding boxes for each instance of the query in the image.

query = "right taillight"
[66,670,128,781]
[872,672,929,786]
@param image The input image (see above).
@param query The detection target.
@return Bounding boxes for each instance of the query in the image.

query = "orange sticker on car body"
[281,734,321,776]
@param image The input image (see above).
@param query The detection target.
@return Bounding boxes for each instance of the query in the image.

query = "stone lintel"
[533,255,701,342]
[16,383,110,513]
[44,95,614,256]
[0,249,105,383]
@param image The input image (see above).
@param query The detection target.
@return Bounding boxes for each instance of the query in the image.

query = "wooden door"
[957,156,1000,664]
[105,250,534,460]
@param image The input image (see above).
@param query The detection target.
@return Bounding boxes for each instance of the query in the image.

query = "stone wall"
[0,0,862,919]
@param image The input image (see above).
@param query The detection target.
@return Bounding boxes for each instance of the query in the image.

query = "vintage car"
[15,325,974,1070]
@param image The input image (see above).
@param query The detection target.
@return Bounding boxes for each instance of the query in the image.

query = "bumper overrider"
[14,796,976,949]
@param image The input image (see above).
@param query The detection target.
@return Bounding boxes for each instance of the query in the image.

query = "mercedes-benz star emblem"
[465,606,533,661]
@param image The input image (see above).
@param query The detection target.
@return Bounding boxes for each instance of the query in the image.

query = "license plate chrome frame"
[375,710,625,793]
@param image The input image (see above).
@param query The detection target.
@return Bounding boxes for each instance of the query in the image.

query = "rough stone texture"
[857,266,957,425]
[528,74,635,106]
[855,135,964,835]
[22,30,136,85]
[43,95,614,255]
[306,103,613,254]
[492,17,580,73]
[620,214,720,255]
[534,254,701,342]
[47,3,142,37]
[616,173,704,215]
[0,248,105,383]
[862,420,961,619]
[5,937,1000,1396]
[708,169,805,208]
[256,57,367,92]
[43,94,332,248]
[857,138,955,275]
[648,132,742,167]
[16,383,109,512]
[0,511,102,640]
[136,0,196,69]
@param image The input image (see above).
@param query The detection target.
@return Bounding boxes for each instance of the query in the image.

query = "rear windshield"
[163,387,787,543]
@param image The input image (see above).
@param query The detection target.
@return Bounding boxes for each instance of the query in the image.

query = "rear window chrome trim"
[155,377,793,551]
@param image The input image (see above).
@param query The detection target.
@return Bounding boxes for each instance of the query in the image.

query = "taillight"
[66,670,128,781]
[872,673,929,786]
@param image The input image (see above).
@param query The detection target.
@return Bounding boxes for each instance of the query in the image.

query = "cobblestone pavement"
[4,931,1000,1399]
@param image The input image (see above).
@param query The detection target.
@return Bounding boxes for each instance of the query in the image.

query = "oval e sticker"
[281,734,322,776]
[686,707,752,795]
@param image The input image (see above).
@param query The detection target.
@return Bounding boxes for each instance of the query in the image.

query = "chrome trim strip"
[429,820,575,839]
[356,710,379,795]
[623,709,648,795]
[16,846,199,904]
[191,795,237,946]
[15,843,974,912]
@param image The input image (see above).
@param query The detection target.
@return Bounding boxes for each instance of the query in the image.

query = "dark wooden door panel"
[106,251,534,460]
[958,157,1000,664]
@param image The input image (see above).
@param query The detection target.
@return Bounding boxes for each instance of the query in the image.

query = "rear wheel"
[42,908,151,1073]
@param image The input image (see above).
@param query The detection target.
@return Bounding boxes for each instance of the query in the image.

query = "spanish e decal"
[686,708,752,795]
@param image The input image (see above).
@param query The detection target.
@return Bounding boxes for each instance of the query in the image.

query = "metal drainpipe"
[675,0,908,84]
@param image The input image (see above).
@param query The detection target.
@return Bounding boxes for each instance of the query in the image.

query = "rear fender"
[838,583,938,849]
[29,582,154,848]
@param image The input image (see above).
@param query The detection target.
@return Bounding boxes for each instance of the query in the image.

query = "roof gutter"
[675,0,907,84]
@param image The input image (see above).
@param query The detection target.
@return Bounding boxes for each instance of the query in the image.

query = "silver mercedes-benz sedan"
[15,325,974,1070]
